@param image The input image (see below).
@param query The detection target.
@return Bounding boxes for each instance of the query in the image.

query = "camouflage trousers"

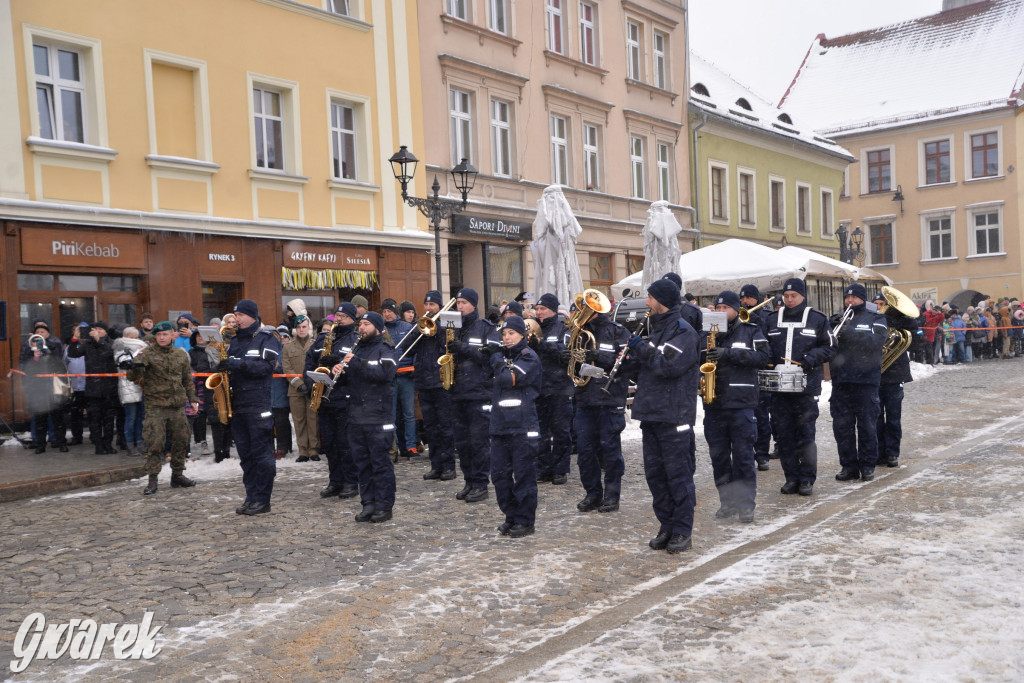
[143,406,190,476]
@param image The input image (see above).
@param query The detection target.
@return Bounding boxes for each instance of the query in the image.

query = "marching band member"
[700,291,769,523]
[876,293,917,469]
[305,303,360,500]
[450,288,501,503]
[221,299,282,515]
[382,298,418,459]
[739,284,774,471]
[339,312,398,523]
[662,272,702,344]
[764,279,835,496]
[830,283,888,482]
[564,299,631,514]
[413,291,457,481]
[489,316,543,538]
[629,279,700,554]
[532,293,574,485]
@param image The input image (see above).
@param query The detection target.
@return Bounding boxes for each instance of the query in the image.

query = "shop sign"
[200,237,244,276]
[282,242,377,271]
[21,226,145,268]
[451,215,532,241]
[910,287,938,303]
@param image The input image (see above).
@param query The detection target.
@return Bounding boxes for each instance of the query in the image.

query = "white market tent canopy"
[612,239,891,300]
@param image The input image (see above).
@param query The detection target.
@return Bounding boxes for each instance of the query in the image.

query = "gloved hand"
[216,358,230,372]
[559,348,572,365]
[117,359,134,370]
[480,344,501,357]
[627,334,645,350]
[584,349,598,362]
[528,335,540,349]
[707,347,725,362]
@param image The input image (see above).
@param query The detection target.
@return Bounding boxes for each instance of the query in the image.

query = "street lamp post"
[836,224,865,266]
[388,146,477,294]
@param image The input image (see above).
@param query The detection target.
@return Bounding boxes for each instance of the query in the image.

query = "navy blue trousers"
[348,423,397,511]
[574,404,626,501]
[877,382,904,463]
[419,387,455,472]
[754,391,772,459]
[703,408,758,510]
[770,393,819,484]
[452,399,491,488]
[231,412,276,504]
[536,394,573,477]
[641,422,696,537]
[490,433,539,527]
[831,383,881,472]
[318,404,356,488]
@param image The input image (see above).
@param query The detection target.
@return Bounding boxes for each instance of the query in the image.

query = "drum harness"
[776,306,813,368]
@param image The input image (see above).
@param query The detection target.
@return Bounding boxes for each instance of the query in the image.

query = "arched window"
[778,113,794,124]
[692,83,710,97]
[735,98,752,111]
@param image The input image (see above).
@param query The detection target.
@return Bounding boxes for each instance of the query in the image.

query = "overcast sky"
[688,0,943,104]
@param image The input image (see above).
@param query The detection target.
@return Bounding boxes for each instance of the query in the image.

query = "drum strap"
[777,307,812,367]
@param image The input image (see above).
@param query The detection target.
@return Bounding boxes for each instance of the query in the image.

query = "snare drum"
[757,368,807,393]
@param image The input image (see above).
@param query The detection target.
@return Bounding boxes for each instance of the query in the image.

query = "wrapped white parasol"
[641,200,682,292]
[531,185,584,305]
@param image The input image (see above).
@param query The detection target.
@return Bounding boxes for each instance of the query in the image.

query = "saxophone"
[699,323,719,405]
[309,324,336,411]
[205,324,235,425]
[438,326,456,390]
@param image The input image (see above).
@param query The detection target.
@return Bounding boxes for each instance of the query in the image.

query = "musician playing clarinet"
[830,283,887,483]
[764,278,834,496]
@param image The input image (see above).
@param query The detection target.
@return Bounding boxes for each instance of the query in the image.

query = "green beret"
[153,321,175,333]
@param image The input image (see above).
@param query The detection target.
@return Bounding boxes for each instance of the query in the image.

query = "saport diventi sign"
[451,215,532,241]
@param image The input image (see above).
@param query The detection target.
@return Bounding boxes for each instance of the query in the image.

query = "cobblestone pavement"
[2,358,1022,680]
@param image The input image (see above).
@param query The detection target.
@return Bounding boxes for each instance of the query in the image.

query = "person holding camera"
[66,321,119,455]
[20,322,69,454]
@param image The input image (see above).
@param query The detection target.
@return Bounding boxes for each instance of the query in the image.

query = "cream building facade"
[416,0,694,306]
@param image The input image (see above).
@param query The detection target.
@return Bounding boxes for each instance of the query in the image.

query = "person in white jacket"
[113,327,148,455]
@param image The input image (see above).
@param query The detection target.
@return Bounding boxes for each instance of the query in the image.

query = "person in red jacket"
[922,304,945,366]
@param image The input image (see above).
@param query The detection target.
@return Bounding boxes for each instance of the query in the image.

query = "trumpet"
[397,298,457,362]
[832,305,854,338]
[739,296,774,323]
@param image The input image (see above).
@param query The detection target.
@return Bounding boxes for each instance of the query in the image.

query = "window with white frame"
[447,0,468,21]
[489,0,508,34]
[580,2,597,66]
[550,114,568,185]
[450,88,473,165]
[330,101,356,180]
[738,169,755,225]
[923,213,954,260]
[968,204,1003,256]
[547,0,564,54]
[796,183,811,234]
[583,123,600,191]
[626,21,642,80]
[922,137,951,185]
[33,42,85,143]
[630,135,645,199]
[820,188,834,237]
[491,98,512,177]
[865,147,891,193]
[253,86,284,170]
[653,31,668,89]
[969,130,999,179]
[328,0,350,16]
[769,177,785,230]
[709,162,728,221]
[868,222,895,265]
[657,142,671,201]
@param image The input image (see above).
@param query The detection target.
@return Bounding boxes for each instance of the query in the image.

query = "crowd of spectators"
[914,296,1023,365]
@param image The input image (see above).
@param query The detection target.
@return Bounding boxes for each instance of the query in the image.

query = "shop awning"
[281,267,378,291]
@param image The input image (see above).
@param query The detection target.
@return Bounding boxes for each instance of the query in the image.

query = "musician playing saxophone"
[700,291,769,523]
[764,278,835,497]
[874,292,917,469]
[830,283,888,483]
[304,302,360,500]
[628,279,699,554]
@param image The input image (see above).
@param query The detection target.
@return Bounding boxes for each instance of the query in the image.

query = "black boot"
[170,473,196,488]
[143,475,158,495]
[35,443,46,454]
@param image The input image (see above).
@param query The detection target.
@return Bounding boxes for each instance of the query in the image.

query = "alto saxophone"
[699,323,720,405]
[309,324,337,411]
[205,324,235,425]
[438,326,456,390]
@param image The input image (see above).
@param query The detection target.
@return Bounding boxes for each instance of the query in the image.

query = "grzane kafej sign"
[451,215,532,241]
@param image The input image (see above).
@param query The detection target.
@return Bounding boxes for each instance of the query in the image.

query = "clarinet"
[325,339,359,401]
[601,313,649,394]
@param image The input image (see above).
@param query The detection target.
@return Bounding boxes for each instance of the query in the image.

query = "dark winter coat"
[343,332,396,425]
[700,318,770,410]
[66,336,118,399]
[488,338,542,435]
[630,306,700,425]
[830,304,888,386]
[572,313,632,408]
[764,302,835,396]
[304,325,358,409]
[881,313,917,386]
[534,315,573,397]
[225,322,281,414]
[450,310,500,401]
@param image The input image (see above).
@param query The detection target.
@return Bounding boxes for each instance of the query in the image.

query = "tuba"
[309,324,337,411]
[205,324,236,425]
[566,289,613,386]
[699,323,720,405]
[879,285,918,372]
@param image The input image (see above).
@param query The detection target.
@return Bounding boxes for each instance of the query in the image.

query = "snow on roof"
[780,0,1024,135]
[689,53,852,160]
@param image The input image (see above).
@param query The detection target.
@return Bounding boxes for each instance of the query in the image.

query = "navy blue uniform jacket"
[700,319,770,410]
[535,316,573,397]
[572,313,632,408]
[304,324,358,408]
[764,303,835,396]
[488,339,542,435]
[226,322,282,413]
[630,306,699,425]
[343,332,396,425]
[830,304,887,386]
[451,310,500,401]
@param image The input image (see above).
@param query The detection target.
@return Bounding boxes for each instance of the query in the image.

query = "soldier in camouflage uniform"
[122,321,200,495]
